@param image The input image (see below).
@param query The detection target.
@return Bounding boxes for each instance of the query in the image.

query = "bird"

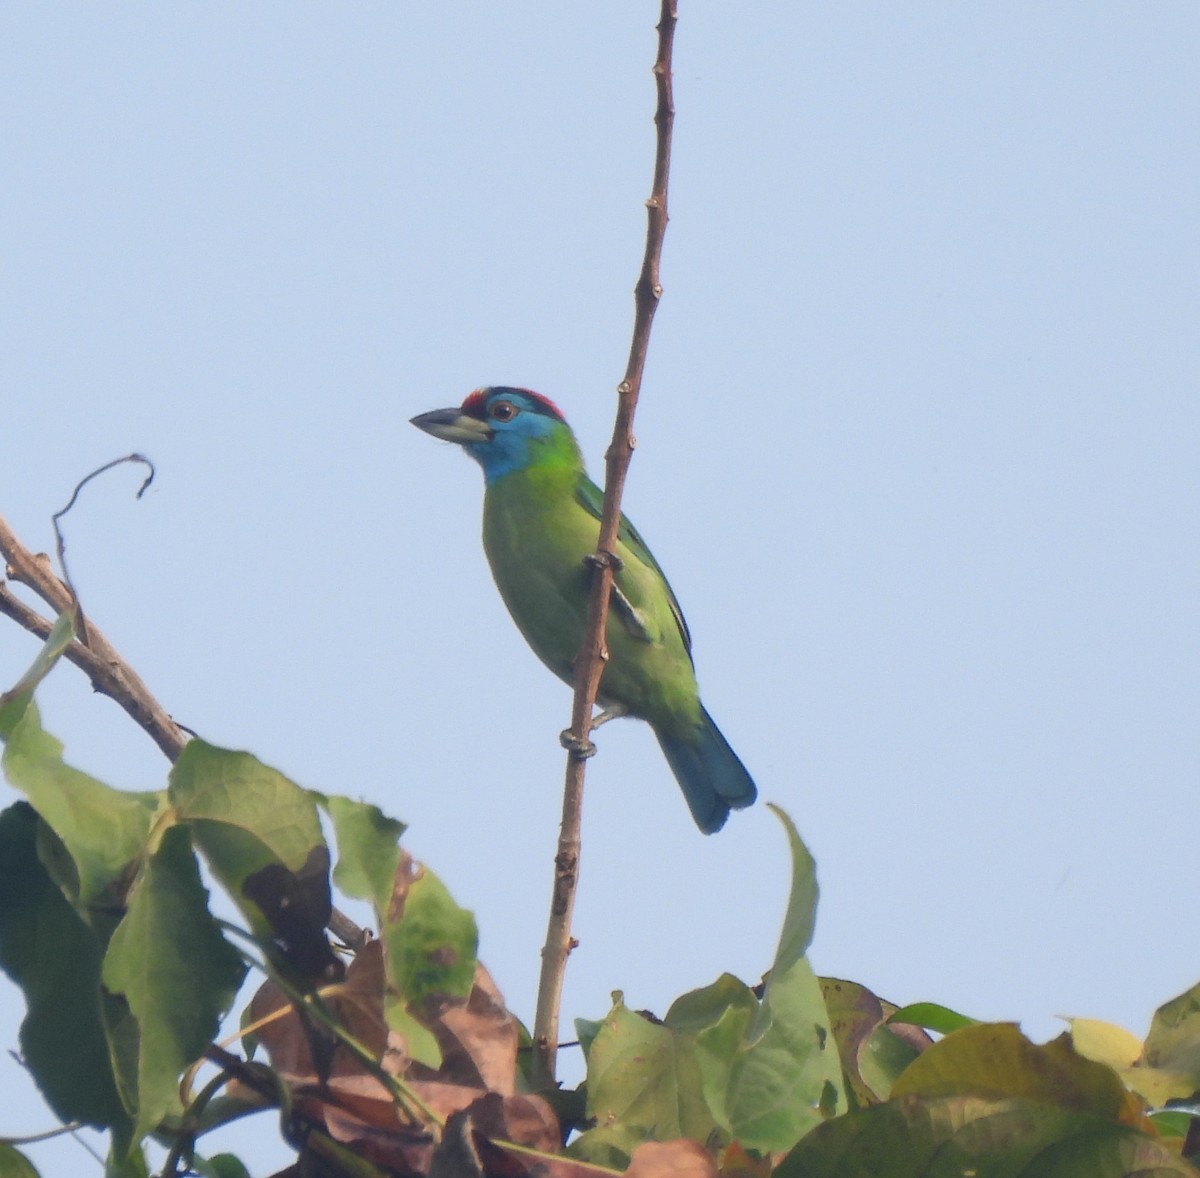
[411,386,757,834]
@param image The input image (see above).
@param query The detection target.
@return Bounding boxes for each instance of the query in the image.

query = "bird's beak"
[410,407,492,445]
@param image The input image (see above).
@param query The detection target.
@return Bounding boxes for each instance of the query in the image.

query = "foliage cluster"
[1,616,1199,1178]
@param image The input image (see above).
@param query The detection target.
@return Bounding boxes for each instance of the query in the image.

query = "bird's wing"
[575,475,693,659]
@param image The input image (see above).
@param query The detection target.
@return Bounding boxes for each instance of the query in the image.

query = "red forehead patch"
[461,387,565,422]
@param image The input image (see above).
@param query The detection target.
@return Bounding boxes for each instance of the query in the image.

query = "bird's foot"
[583,549,624,574]
[560,729,597,759]
[560,706,625,757]
[582,551,651,641]
[590,704,627,730]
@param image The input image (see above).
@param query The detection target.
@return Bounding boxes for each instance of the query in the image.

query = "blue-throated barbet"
[411,387,757,833]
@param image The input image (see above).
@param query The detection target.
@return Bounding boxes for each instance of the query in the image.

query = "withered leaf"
[625,1140,718,1178]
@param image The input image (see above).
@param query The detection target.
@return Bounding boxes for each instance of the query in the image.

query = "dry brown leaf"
[247,940,390,1085]
[625,1140,718,1178]
[716,1141,771,1177]
[407,1078,497,1121]
[461,1090,560,1153]
[412,962,520,1093]
[235,911,570,1175]
[304,1072,407,1130]
[247,980,308,1074]
[321,1103,435,1176]
[388,849,421,924]
[334,938,390,1057]
[473,1133,625,1178]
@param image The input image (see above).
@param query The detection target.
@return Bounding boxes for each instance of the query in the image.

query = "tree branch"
[0,508,373,950]
[531,0,678,1089]
[0,512,189,761]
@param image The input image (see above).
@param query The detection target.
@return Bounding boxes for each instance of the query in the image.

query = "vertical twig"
[531,0,678,1089]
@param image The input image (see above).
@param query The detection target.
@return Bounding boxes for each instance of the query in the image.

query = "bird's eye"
[488,400,518,423]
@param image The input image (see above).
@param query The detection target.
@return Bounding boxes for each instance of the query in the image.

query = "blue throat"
[466,412,561,484]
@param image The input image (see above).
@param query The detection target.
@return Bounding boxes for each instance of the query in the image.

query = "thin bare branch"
[1,504,370,947]
[51,452,155,647]
[532,0,678,1089]
[0,510,188,761]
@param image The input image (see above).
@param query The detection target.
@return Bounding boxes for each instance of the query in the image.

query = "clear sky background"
[2,4,1198,1173]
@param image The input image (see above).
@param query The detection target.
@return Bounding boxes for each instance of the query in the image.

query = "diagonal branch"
[0,508,370,950]
[531,0,678,1089]
[0,512,188,761]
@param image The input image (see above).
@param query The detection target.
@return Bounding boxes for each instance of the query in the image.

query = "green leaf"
[698,806,843,1151]
[170,740,324,876]
[102,988,143,1135]
[576,995,715,1166]
[725,956,843,1150]
[891,1024,1131,1122]
[0,802,129,1137]
[0,1144,41,1178]
[1138,980,1200,1105]
[323,793,475,1006]
[666,972,757,1128]
[1020,1123,1200,1177]
[387,860,478,1005]
[0,697,158,905]
[588,995,713,1137]
[822,977,886,1108]
[384,993,443,1069]
[322,792,472,1059]
[859,1020,928,1106]
[1146,981,1200,1068]
[889,1001,979,1036]
[575,1015,605,1059]
[192,1153,253,1178]
[323,794,407,906]
[565,1121,647,1170]
[766,803,819,973]
[1147,1109,1198,1143]
[666,972,757,1035]
[582,808,844,1158]
[170,741,334,974]
[821,978,928,1106]
[0,610,75,706]
[102,824,247,1146]
[775,1093,1196,1178]
[104,1143,150,1178]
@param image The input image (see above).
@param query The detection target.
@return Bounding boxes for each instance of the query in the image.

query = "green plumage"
[483,433,699,733]
[412,387,757,833]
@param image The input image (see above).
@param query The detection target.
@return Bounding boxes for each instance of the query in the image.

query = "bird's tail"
[654,704,758,835]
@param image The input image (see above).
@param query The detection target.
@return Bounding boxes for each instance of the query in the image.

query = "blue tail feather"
[654,705,758,835]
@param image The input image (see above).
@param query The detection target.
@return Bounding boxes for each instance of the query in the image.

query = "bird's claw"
[583,551,651,640]
[560,729,597,759]
[583,550,624,574]
[591,704,627,730]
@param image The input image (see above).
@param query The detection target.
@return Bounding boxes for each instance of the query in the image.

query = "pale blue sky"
[3,4,1198,1173]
